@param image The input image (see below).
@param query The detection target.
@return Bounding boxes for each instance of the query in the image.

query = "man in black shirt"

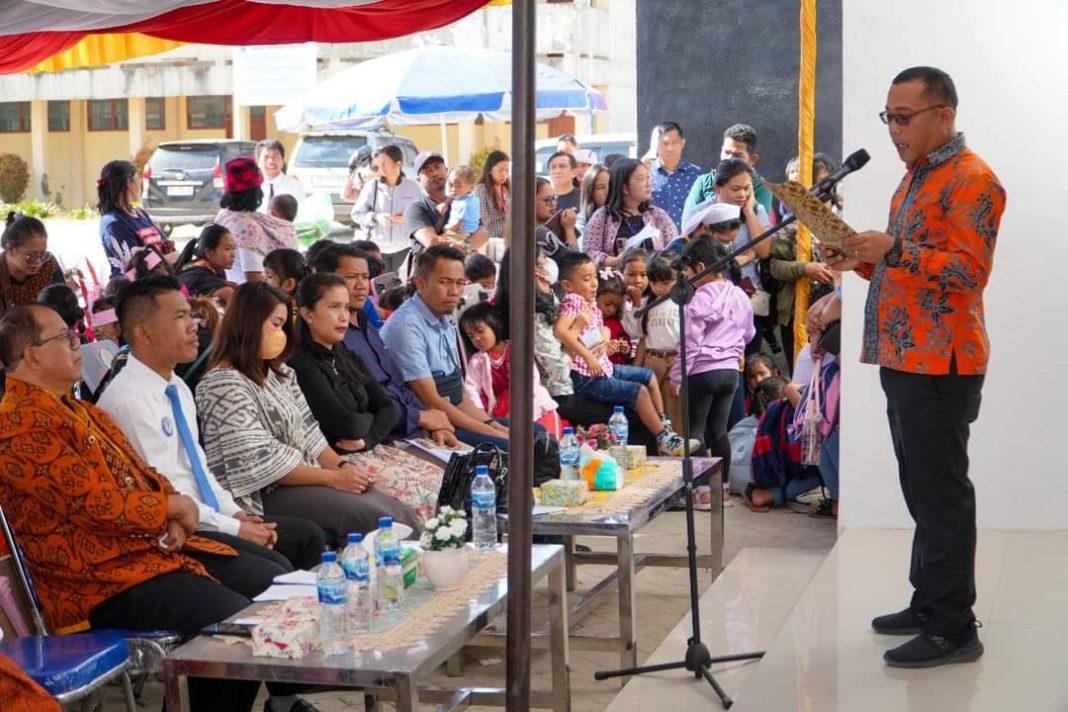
[403,151,489,260]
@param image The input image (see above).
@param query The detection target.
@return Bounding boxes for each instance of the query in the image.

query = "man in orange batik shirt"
[826,66,1005,669]
[0,304,267,712]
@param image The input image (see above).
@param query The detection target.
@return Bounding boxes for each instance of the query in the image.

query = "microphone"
[813,148,870,195]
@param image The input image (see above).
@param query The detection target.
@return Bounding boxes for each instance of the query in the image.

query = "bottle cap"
[378,516,393,528]
[562,427,574,436]
[347,532,363,544]
[321,551,337,563]
[475,465,489,476]
[613,405,624,413]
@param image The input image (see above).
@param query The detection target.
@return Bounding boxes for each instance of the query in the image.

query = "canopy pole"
[439,114,450,165]
[793,0,817,360]
[506,0,536,709]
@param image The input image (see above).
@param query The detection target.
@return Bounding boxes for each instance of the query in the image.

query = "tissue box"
[540,478,589,506]
[401,547,419,588]
[624,445,647,470]
[252,602,318,659]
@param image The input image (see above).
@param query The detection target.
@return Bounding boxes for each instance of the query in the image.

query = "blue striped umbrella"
[274,45,607,132]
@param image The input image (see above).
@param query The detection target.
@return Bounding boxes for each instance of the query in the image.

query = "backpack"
[750,397,820,500]
[727,416,759,496]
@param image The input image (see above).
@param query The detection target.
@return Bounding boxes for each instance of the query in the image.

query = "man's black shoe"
[871,607,925,635]
[883,628,984,669]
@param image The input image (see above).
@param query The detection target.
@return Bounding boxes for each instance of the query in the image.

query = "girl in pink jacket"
[459,301,558,424]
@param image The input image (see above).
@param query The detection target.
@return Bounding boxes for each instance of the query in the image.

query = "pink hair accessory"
[91,308,118,328]
[144,251,162,270]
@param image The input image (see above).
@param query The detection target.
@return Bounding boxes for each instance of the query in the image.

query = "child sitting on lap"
[552,251,697,457]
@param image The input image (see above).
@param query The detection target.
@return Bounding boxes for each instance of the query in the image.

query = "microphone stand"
[594,174,851,708]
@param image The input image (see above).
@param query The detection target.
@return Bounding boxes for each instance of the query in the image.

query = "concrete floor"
[127,498,837,711]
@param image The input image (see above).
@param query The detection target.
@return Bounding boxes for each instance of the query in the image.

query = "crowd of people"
[0,124,843,710]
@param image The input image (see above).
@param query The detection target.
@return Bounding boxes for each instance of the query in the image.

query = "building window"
[0,102,30,133]
[145,97,165,130]
[89,99,129,131]
[187,96,228,130]
[47,101,70,131]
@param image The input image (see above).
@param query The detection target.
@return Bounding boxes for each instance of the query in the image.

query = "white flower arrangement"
[419,505,467,551]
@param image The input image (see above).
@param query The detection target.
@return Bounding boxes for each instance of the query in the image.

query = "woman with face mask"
[195,281,420,542]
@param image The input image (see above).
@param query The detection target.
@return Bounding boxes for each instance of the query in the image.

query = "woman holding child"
[213,158,298,284]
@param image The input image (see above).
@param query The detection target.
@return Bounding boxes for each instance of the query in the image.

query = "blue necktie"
[164,383,220,511]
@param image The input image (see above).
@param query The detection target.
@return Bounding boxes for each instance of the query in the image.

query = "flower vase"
[422,546,468,591]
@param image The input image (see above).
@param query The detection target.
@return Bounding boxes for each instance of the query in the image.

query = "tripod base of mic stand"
[594,642,764,709]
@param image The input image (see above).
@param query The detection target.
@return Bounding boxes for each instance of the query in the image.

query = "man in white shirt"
[98,275,323,573]
[256,139,304,214]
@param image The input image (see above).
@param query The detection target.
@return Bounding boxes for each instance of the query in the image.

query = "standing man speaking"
[827,66,1006,668]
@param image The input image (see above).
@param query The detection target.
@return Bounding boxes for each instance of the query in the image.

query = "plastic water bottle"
[339,532,372,634]
[373,517,404,614]
[471,465,498,550]
[316,551,348,655]
[800,404,823,466]
[559,427,581,481]
[608,405,629,470]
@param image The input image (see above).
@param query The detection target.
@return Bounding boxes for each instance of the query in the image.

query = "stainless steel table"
[162,544,570,712]
[490,457,722,675]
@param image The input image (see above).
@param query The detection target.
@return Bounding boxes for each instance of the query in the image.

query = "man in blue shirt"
[380,245,510,447]
[649,121,704,230]
[315,243,458,447]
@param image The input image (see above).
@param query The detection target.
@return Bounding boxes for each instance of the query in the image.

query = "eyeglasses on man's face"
[878,104,946,127]
[35,328,79,350]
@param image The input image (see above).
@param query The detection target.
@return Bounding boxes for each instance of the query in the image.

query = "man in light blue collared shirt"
[380,245,509,446]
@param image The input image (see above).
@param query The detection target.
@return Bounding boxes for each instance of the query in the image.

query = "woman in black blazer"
[289,272,443,523]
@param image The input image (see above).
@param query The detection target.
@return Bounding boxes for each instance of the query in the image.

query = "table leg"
[396,676,419,712]
[548,554,571,712]
[162,665,188,712]
[617,534,637,679]
[445,650,465,677]
[564,535,576,592]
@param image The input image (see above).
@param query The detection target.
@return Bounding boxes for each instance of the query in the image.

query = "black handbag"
[437,443,510,520]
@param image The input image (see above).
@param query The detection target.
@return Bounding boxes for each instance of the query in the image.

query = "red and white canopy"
[0,0,493,74]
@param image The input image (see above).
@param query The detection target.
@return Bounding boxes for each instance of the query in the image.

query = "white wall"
[840,0,1068,530]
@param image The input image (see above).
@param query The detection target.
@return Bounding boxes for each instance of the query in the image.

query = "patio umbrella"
[273,45,607,133]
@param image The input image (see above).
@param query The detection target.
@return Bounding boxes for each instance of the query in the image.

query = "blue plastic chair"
[0,503,175,704]
[0,631,135,709]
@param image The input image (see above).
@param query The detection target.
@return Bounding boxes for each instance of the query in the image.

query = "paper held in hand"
[766,180,855,249]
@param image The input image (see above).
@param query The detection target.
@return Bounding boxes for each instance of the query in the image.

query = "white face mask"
[540,258,559,285]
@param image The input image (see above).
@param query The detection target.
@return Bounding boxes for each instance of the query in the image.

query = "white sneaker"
[657,431,703,457]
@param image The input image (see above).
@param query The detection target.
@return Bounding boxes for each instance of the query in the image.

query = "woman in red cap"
[214,157,298,284]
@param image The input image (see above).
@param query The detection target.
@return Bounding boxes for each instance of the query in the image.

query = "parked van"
[141,139,257,229]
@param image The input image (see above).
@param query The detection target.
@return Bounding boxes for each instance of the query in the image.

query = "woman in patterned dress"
[196,281,420,541]
[288,272,443,523]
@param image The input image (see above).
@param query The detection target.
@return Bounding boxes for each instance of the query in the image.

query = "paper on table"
[252,584,318,602]
[533,505,568,517]
[405,437,472,465]
[273,570,316,586]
